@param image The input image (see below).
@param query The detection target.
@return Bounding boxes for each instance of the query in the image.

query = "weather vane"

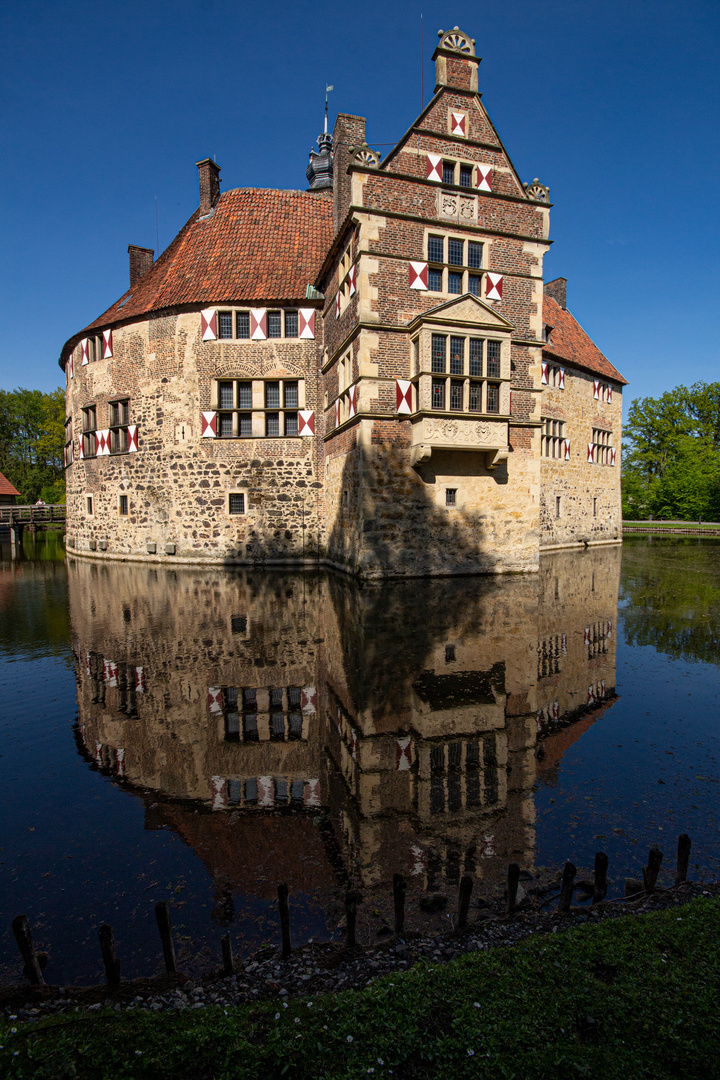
[324,84,334,134]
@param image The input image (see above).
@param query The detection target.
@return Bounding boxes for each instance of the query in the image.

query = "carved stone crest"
[440,192,458,219]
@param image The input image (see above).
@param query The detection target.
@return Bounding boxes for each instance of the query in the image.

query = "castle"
[60,25,625,577]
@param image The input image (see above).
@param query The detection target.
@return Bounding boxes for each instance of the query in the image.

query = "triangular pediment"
[407,293,516,333]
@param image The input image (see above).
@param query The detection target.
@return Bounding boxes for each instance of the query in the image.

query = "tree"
[622,382,720,521]
[0,388,66,503]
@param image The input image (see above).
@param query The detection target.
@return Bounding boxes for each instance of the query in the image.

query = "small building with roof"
[0,471,21,506]
[60,25,625,575]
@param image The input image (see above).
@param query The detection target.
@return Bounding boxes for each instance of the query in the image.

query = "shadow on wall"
[326,440,506,578]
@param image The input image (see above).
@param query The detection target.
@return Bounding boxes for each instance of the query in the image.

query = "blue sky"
[1,0,718,413]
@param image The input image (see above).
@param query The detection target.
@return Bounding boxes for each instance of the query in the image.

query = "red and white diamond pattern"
[348,385,357,418]
[67,353,74,381]
[587,443,594,463]
[396,735,412,771]
[335,398,341,428]
[477,164,492,192]
[335,292,341,318]
[211,775,227,811]
[96,430,110,456]
[606,619,613,638]
[135,666,145,692]
[607,384,612,403]
[485,272,503,301]
[587,684,596,706]
[348,265,356,297]
[541,361,548,385]
[78,437,84,460]
[201,309,217,341]
[564,439,571,460]
[302,686,317,714]
[450,111,466,136]
[304,778,321,808]
[396,379,412,415]
[251,309,267,340]
[127,425,138,452]
[102,329,113,358]
[298,410,315,436]
[552,701,560,721]
[558,368,565,389]
[201,411,217,438]
[593,379,600,399]
[610,448,616,466]
[81,338,90,366]
[584,627,590,645]
[208,687,223,714]
[298,308,315,339]
[426,152,442,182]
[409,261,428,290]
[103,660,118,687]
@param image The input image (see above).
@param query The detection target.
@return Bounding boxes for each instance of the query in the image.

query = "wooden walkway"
[0,504,66,529]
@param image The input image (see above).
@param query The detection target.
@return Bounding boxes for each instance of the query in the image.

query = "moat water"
[1,532,719,986]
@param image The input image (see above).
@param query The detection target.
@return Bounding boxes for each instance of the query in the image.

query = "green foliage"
[623,382,720,522]
[2,897,720,1079]
[0,388,66,504]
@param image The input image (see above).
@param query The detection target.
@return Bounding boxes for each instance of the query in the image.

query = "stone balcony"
[410,413,509,468]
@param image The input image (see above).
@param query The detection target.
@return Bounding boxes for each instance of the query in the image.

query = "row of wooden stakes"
[10,834,693,989]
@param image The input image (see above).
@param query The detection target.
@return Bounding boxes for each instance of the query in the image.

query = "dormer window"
[543,324,553,343]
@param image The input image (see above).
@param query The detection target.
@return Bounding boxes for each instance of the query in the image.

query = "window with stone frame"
[421,334,505,416]
[215,308,300,339]
[425,231,486,295]
[337,236,358,313]
[592,427,613,465]
[215,378,302,438]
[109,399,130,454]
[542,418,566,459]
[82,405,97,458]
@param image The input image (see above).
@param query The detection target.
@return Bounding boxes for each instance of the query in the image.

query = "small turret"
[306,85,334,192]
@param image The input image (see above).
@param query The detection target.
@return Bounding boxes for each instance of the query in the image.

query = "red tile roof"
[543,295,626,385]
[0,471,20,498]
[62,188,333,360]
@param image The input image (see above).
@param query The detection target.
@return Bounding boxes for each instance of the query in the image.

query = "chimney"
[432,27,480,93]
[332,113,366,235]
[196,158,221,214]
[128,245,154,288]
[544,277,567,310]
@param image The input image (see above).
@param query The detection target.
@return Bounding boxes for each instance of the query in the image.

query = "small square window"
[446,488,457,506]
[284,381,298,408]
[487,384,500,413]
[442,161,455,185]
[459,165,472,188]
[428,235,444,263]
[119,494,128,516]
[448,271,462,294]
[228,493,245,514]
[285,412,298,436]
[238,414,252,437]
[236,311,250,338]
[428,268,443,292]
[219,413,233,438]
[468,242,483,269]
[238,382,252,409]
[468,275,480,296]
[266,412,280,437]
[469,384,481,411]
[267,311,282,338]
[218,311,233,339]
[265,382,280,408]
[431,378,445,410]
[448,239,463,266]
[449,380,463,411]
[285,310,298,338]
[219,382,234,409]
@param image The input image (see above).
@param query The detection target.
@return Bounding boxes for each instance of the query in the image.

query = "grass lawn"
[2,897,719,1080]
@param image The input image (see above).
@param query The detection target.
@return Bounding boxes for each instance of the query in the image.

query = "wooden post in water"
[675,834,691,885]
[98,924,121,986]
[593,852,609,904]
[558,861,577,912]
[345,889,360,949]
[11,915,44,985]
[393,873,406,935]
[506,863,520,914]
[277,884,292,958]
[642,848,663,893]
[221,933,234,976]
[457,875,473,929]
[154,901,177,973]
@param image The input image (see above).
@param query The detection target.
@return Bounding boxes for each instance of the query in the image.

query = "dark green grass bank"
[3,898,720,1080]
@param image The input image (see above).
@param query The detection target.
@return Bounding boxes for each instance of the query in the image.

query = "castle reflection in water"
[69,548,619,916]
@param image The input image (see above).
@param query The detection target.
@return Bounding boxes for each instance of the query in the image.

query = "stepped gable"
[543,295,626,385]
[66,188,333,348]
